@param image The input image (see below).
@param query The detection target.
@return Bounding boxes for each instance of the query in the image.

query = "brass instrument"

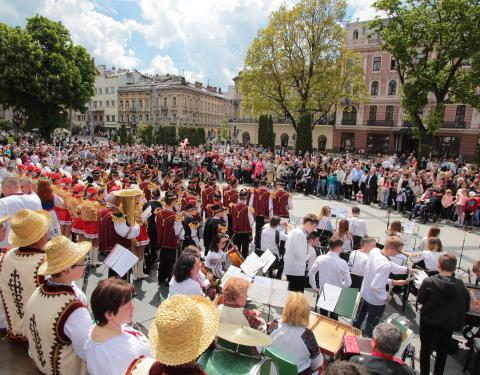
[112,189,143,226]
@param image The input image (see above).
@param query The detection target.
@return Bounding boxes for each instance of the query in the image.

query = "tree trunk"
[68,107,73,144]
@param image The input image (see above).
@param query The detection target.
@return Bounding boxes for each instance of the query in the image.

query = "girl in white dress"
[205,233,229,278]
[84,278,150,375]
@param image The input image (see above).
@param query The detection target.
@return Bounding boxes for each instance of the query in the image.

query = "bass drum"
[198,348,278,375]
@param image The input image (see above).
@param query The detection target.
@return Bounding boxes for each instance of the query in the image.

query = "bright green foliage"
[177,127,207,147]
[119,124,128,145]
[296,111,313,152]
[0,15,95,139]
[240,0,367,130]
[127,133,134,145]
[156,126,177,146]
[370,0,480,140]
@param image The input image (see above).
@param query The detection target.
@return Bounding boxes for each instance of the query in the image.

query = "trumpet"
[111,189,143,226]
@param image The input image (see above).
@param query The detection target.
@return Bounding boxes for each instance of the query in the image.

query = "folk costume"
[0,209,50,343]
[230,190,254,258]
[68,184,86,238]
[272,181,292,219]
[203,205,226,256]
[249,182,273,249]
[24,236,92,375]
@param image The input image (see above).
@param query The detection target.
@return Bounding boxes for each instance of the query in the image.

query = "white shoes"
[91,247,102,267]
[132,261,148,281]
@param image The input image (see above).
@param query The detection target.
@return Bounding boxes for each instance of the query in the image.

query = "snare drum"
[309,312,362,357]
[198,348,278,375]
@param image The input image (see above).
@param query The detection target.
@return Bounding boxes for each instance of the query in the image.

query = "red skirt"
[83,220,99,239]
[55,207,71,225]
[136,225,150,247]
[71,217,84,234]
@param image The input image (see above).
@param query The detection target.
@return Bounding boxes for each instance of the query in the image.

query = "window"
[370,81,379,96]
[163,115,167,122]
[146,115,149,121]
[111,115,115,122]
[120,115,123,122]
[125,101,129,108]
[106,100,109,107]
[139,100,142,108]
[280,133,289,148]
[98,88,102,94]
[340,132,355,151]
[455,105,466,124]
[99,101,103,107]
[432,136,460,157]
[367,134,390,153]
[373,57,381,71]
[93,115,97,121]
[353,30,359,40]
[139,115,143,121]
[342,107,357,125]
[105,87,109,94]
[163,97,167,106]
[173,114,177,123]
[173,97,177,106]
[369,105,377,121]
[386,105,394,121]
[111,87,115,94]
[388,80,397,95]
[390,57,397,70]
[318,135,327,151]
[119,100,123,108]
[111,100,115,107]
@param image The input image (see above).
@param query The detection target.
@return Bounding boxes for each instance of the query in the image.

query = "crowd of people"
[0,138,476,375]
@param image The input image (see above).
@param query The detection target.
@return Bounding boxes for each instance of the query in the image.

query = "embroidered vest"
[230,203,251,233]
[272,190,290,218]
[156,209,178,249]
[0,247,45,341]
[253,188,270,217]
[25,283,87,375]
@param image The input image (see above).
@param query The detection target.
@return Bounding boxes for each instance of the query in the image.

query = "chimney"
[195,81,203,89]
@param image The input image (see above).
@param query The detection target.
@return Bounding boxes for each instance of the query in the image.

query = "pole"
[68,107,73,144]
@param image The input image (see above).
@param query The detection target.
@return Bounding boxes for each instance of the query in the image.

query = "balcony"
[442,121,466,129]
[341,118,357,125]
[367,120,394,126]
[161,105,168,111]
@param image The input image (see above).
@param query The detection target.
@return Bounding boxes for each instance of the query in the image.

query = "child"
[355,190,364,204]
[205,234,229,279]
[455,188,468,226]
[465,191,478,229]
[441,189,454,223]
[326,172,336,199]
[396,188,407,214]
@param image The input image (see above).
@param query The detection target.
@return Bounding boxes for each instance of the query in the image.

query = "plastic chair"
[263,348,298,375]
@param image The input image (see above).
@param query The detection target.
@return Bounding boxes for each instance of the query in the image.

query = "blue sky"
[0,0,377,89]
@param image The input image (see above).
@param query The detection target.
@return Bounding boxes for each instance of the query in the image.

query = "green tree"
[240,0,367,131]
[296,112,313,152]
[112,132,118,144]
[370,0,480,144]
[257,115,267,147]
[127,133,134,145]
[266,115,275,149]
[0,15,95,139]
[119,124,127,145]
[195,128,206,146]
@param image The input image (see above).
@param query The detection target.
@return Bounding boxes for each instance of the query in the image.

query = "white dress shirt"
[360,248,408,306]
[413,250,445,271]
[284,227,308,277]
[308,252,351,290]
[348,216,368,237]
[168,277,204,298]
[260,225,288,257]
[348,250,370,277]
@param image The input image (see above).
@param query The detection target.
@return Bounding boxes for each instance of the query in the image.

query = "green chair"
[263,348,298,375]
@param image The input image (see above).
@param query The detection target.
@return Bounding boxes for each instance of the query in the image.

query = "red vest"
[98,207,132,251]
[222,186,231,206]
[205,200,221,219]
[272,190,290,218]
[156,209,178,249]
[252,187,270,217]
[230,203,251,233]
[224,189,239,208]
[201,187,215,209]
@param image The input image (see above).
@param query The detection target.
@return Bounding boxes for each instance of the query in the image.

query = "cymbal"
[216,323,272,347]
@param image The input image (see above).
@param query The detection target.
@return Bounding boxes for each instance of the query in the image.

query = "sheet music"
[260,250,276,273]
[414,270,428,288]
[403,220,415,235]
[316,283,342,312]
[240,253,264,277]
[247,276,290,307]
[142,205,152,222]
[104,244,138,277]
[220,265,252,287]
[331,205,348,218]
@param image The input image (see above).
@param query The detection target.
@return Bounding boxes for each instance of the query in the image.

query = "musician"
[205,191,222,219]
[348,237,377,289]
[24,236,92,375]
[272,179,292,219]
[203,204,226,256]
[0,209,50,343]
[230,189,254,259]
[259,216,288,278]
[406,237,444,274]
[353,236,411,338]
[348,206,367,249]
[68,183,86,242]
[267,293,324,374]
[223,177,239,236]
[156,191,184,286]
[98,194,140,279]
[201,177,217,217]
[142,188,161,273]
[350,323,415,375]
[205,233,229,279]
[182,203,201,248]
[249,179,272,249]
[126,295,218,375]
[79,186,102,266]
[168,253,204,297]
[218,276,265,331]
[417,253,470,375]
[84,278,150,375]
[309,237,351,319]
[284,213,319,293]
[416,225,441,251]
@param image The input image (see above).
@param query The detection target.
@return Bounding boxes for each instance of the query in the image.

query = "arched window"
[318,135,327,151]
[371,81,379,96]
[353,30,359,40]
[388,80,397,95]
[242,131,250,146]
[280,133,289,148]
[342,106,357,125]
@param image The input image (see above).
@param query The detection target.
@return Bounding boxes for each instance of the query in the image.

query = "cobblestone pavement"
[3,192,479,374]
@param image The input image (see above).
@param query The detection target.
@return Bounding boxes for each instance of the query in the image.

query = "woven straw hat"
[0,215,10,226]
[148,295,219,366]
[38,236,91,275]
[8,209,51,247]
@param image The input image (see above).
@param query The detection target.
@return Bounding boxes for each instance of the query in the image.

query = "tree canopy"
[240,0,367,130]
[370,0,480,140]
[0,15,96,138]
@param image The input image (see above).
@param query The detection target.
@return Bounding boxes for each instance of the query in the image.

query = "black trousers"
[350,274,364,289]
[158,247,177,284]
[254,216,265,249]
[286,275,305,293]
[234,232,251,259]
[420,321,453,375]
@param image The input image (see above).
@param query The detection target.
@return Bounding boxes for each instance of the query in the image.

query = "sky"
[0,0,378,89]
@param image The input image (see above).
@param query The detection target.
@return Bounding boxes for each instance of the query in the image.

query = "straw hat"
[0,215,10,226]
[8,209,51,247]
[148,295,219,366]
[38,236,91,276]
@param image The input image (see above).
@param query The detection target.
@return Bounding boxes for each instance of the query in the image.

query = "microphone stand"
[385,206,392,231]
[458,223,468,270]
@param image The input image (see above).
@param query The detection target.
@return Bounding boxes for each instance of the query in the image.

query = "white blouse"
[413,250,445,271]
[205,250,225,278]
[84,326,150,375]
[168,277,204,298]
